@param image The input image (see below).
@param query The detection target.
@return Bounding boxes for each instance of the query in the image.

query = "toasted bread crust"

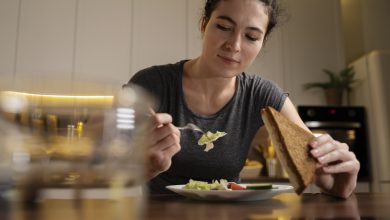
[261,107,316,194]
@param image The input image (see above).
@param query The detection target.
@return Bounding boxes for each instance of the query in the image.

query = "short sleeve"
[126,66,163,109]
[252,76,289,112]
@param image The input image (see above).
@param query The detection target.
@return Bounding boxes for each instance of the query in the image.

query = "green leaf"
[303,67,359,91]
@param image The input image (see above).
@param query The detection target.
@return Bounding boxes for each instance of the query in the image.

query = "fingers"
[150,123,180,145]
[310,134,360,198]
[147,139,181,178]
[150,113,173,127]
[321,159,360,174]
[311,143,351,165]
[148,112,179,145]
[310,133,360,174]
[146,113,181,178]
[152,127,180,151]
[310,134,348,161]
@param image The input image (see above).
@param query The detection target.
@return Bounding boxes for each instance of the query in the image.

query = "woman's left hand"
[310,134,360,198]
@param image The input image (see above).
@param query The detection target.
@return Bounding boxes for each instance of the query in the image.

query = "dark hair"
[202,0,282,41]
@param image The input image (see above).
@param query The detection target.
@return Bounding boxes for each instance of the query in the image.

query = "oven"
[298,106,370,181]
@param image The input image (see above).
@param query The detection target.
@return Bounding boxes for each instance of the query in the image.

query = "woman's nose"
[223,34,241,52]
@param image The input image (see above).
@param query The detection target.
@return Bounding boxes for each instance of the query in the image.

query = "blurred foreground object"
[0,87,152,220]
[239,159,263,179]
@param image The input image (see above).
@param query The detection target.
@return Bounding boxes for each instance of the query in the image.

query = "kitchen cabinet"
[0,0,20,91]
[131,0,187,74]
[0,0,191,95]
[73,0,132,88]
[0,0,344,101]
[13,0,76,94]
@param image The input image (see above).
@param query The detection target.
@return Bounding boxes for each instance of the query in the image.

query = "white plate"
[166,184,294,201]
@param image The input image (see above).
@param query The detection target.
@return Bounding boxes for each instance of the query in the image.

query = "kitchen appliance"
[297,106,370,183]
[349,50,390,193]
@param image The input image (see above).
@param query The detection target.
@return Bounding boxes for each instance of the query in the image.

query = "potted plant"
[303,67,358,106]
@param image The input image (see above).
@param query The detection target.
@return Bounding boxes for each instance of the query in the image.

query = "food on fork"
[261,106,316,194]
[197,131,227,152]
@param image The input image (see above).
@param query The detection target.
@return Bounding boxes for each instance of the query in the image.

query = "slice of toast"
[261,106,316,194]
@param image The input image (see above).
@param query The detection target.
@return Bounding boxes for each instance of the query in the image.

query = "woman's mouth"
[217,55,240,64]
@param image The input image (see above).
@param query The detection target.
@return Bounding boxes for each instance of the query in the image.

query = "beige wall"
[0,0,345,105]
[341,0,390,64]
[361,0,390,53]
[340,0,365,64]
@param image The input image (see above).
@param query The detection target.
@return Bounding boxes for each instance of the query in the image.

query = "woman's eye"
[246,35,259,42]
[216,24,232,31]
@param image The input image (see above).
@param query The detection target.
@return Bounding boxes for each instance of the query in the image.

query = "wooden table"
[2,190,389,219]
[146,193,390,220]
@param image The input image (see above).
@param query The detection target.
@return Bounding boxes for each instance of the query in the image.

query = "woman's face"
[201,0,269,77]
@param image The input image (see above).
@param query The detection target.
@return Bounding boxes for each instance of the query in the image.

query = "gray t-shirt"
[129,60,288,194]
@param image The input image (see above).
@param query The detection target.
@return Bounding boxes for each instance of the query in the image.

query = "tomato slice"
[229,182,246,190]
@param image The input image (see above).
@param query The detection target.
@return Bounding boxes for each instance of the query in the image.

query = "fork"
[177,123,204,133]
[149,109,204,134]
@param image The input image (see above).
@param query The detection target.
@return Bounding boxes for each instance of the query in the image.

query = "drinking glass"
[0,85,152,220]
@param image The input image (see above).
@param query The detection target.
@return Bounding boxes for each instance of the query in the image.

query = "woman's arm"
[279,98,310,132]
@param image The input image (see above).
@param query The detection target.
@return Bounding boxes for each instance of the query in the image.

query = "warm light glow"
[2,91,113,99]
[1,91,114,108]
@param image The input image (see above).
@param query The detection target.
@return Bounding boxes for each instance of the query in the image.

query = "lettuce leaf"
[183,179,229,190]
[197,131,227,151]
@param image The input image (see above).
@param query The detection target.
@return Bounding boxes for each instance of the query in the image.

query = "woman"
[128,0,359,198]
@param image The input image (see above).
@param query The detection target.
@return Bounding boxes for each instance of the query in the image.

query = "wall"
[0,0,199,95]
[361,0,390,54]
[341,0,390,64]
[0,0,344,106]
[340,0,365,64]
[0,0,19,91]
[265,0,345,106]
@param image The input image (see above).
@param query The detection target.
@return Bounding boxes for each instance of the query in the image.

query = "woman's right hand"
[146,113,181,179]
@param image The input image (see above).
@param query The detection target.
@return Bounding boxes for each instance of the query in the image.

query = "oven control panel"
[298,106,365,122]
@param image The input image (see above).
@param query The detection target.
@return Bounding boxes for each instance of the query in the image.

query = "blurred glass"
[0,86,152,220]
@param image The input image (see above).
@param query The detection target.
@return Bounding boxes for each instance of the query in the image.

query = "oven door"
[305,121,370,181]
